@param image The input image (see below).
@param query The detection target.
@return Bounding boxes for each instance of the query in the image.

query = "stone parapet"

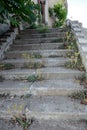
[69,20,87,72]
[0,28,18,60]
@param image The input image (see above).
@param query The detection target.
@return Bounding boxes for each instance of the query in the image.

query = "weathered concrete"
[30,79,84,96]
[0,67,84,80]
[10,42,64,50]
[1,58,70,68]
[0,118,21,130]
[18,32,66,38]
[0,95,87,120]
[0,79,84,96]
[0,25,87,129]
[0,80,31,95]
[5,49,72,59]
[29,119,87,130]
[14,37,64,44]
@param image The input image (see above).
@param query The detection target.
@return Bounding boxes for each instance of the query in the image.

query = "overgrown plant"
[26,75,43,82]
[22,53,42,59]
[0,63,15,70]
[12,114,34,130]
[64,31,85,71]
[76,74,87,87]
[70,91,87,100]
[23,62,45,69]
[49,3,67,27]
[38,26,49,33]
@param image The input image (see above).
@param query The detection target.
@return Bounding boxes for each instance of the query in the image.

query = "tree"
[0,0,40,27]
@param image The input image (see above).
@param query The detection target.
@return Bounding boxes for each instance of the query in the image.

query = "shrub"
[49,3,67,27]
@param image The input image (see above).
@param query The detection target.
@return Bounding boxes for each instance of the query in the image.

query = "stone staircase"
[0,27,87,130]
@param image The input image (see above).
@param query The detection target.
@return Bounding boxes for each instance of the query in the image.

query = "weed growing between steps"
[0,93,10,98]
[26,75,43,82]
[75,74,87,88]
[64,31,85,71]
[38,26,49,33]
[0,63,15,70]
[11,114,34,130]
[70,91,87,105]
[41,34,47,38]
[22,53,42,59]
[22,62,45,69]
[0,75,4,82]
[70,74,87,105]
[51,38,64,43]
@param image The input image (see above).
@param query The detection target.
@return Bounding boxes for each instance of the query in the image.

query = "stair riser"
[30,88,84,96]
[0,111,87,120]
[0,88,84,97]
[5,51,69,59]
[1,59,69,68]
[1,72,84,80]
[17,33,65,39]
[10,43,64,51]
[20,28,67,34]
[14,38,65,44]
[0,88,29,96]
[28,112,87,120]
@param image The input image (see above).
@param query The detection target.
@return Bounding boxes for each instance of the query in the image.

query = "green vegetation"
[0,63,15,70]
[0,75,4,82]
[23,62,45,69]
[49,55,58,58]
[38,26,49,33]
[70,91,87,100]
[0,0,40,27]
[64,31,85,71]
[49,3,67,27]
[26,75,43,82]
[76,74,87,87]
[12,114,34,130]
[51,38,64,43]
[22,53,42,59]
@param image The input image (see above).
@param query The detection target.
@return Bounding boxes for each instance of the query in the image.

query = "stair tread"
[6,49,72,53]
[1,57,70,63]
[0,79,84,90]
[0,67,84,73]
[0,95,87,117]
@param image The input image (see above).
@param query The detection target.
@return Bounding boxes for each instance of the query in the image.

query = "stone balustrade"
[0,28,18,59]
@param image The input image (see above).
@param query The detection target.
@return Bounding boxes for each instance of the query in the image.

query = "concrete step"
[27,95,87,120]
[0,95,87,120]
[1,58,70,68]
[30,79,85,96]
[10,42,64,50]
[20,27,67,34]
[0,67,84,80]
[0,117,87,130]
[5,49,71,59]
[0,118,21,130]
[26,119,87,130]
[0,79,84,96]
[0,80,31,96]
[17,32,66,39]
[14,37,65,44]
